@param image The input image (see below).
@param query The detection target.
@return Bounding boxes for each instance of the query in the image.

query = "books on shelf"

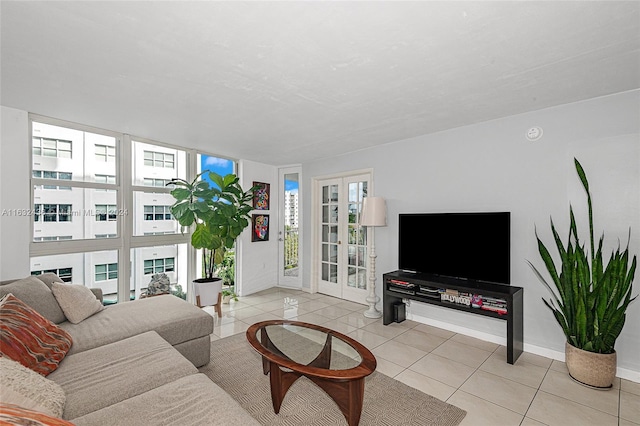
[387,280,508,315]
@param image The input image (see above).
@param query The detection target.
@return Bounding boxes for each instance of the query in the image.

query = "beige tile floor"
[203,288,640,426]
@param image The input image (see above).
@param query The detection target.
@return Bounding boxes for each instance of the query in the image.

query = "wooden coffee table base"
[247,321,376,426]
[260,328,365,426]
[264,360,365,426]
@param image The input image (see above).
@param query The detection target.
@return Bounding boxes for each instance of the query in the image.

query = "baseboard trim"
[409,313,639,383]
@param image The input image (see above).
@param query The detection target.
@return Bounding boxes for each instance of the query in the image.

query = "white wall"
[302,90,640,376]
[236,159,279,296]
[0,106,30,280]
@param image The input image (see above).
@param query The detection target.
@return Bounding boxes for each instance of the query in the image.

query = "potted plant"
[221,288,239,303]
[529,158,637,389]
[215,251,238,303]
[168,171,254,299]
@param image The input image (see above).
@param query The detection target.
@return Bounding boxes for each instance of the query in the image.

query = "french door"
[317,173,370,304]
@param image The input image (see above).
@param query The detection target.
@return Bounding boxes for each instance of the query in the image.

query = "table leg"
[309,376,365,426]
[268,361,302,414]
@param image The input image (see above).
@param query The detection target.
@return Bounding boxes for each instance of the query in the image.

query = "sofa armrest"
[90,288,103,303]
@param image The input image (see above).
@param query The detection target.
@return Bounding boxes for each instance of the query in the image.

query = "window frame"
[29,114,237,304]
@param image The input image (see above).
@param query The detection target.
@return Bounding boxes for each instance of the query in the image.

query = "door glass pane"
[330,185,338,201]
[330,244,338,263]
[283,173,299,278]
[330,206,338,223]
[330,264,338,283]
[357,268,367,289]
[348,266,357,288]
[322,263,329,281]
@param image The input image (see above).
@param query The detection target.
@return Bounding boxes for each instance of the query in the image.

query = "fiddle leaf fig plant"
[168,172,254,279]
[528,158,637,354]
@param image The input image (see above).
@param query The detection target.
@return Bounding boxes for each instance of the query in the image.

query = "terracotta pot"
[565,341,616,389]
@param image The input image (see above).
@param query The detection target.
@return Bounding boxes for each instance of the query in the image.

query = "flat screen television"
[398,212,510,284]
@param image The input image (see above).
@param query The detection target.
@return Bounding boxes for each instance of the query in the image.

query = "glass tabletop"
[252,322,364,371]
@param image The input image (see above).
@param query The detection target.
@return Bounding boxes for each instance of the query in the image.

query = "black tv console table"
[382,270,523,364]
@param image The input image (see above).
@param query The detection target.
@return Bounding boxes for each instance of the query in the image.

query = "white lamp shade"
[360,197,387,227]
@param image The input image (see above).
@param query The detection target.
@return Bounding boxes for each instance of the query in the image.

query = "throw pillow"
[0,276,67,324]
[0,403,74,426]
[0,356,66,418]
[0,293,72,376]
[51,282,104,324]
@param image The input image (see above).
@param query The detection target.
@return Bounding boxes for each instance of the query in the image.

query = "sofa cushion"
[51,282,103,324]
[47,331,197,420]
[70,374,261,426]
[0,356,66,418]
[58,294,213,356]
[0,293,72,376]
[0,276,66,324]
[35,272,64,289]
[0,403,74,426]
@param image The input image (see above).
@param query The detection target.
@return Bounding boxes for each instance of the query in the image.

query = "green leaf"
[208,172,224,189]
[170,188,193,201]
[191,223,213,249]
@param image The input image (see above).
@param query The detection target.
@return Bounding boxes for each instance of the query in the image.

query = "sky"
[199,154,234,189]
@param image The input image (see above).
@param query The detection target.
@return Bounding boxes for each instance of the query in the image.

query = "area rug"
[198,332,466,426]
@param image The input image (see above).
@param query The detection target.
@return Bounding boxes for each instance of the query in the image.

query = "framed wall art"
[252,214,269,242]
[253,181,270,210]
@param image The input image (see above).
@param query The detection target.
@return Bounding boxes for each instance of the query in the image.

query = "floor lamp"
[360,196,387,318]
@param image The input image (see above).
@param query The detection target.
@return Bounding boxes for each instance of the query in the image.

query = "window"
[95,144,116,162]
[143,178,172,187]
[95,263,118,281]
[144,205,172,221]
[34,236,73,241]
[143,151,174,168]
[30,116,207,304]
[33,170,72,190]
[95,234,117,239]
[34,204,72,222]
[95,204,117,221]
[95,174,116,184]
[33,137,72,158]
[143,257,175,275]
[31,267,72,283]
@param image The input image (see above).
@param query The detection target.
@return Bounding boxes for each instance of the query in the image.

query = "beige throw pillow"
[51,282,104,324]
[0,356,66,418]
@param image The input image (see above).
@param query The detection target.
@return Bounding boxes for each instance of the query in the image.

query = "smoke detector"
[526,126,543,141]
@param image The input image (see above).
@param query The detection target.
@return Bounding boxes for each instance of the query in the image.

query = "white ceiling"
[2,1,639,166]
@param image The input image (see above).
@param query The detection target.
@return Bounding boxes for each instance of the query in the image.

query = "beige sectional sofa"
[0,274,260,425]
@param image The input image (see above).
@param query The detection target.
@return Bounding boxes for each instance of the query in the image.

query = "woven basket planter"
[565,342,616,389]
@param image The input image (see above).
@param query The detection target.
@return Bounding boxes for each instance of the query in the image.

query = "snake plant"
[168,172,254,279]
[528,159,637,354]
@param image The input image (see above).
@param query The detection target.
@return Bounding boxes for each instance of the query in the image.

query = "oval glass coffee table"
[246,320,377,426]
